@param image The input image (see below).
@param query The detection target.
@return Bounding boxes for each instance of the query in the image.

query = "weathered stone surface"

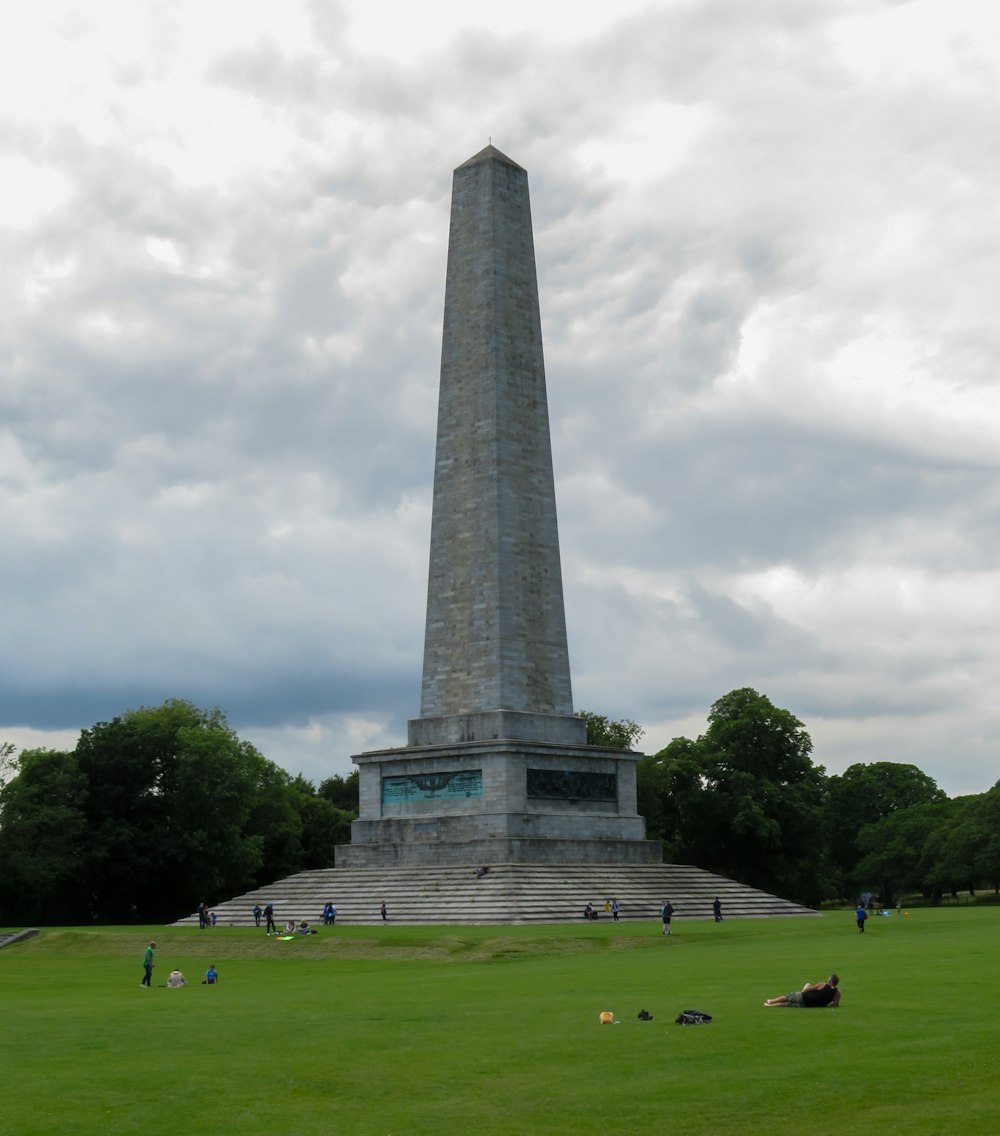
[339,148,658,868]
[174,863,819,926]
[410,144,581,747]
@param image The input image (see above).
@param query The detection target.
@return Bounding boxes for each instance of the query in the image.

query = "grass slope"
[2,910,997,1135]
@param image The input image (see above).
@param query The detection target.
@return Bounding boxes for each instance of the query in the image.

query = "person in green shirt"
[141,940,156,987]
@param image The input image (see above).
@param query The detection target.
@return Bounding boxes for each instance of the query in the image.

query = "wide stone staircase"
[172,863,816,927]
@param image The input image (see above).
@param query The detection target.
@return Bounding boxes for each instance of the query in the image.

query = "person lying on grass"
[765,975,841,1008]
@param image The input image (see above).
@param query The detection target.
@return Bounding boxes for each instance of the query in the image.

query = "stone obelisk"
[411,145,582,749]
[339,146,659,868]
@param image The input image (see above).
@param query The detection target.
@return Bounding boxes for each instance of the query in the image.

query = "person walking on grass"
[141,940,156,987]
[661,900,675,935]
[856,903,867,933]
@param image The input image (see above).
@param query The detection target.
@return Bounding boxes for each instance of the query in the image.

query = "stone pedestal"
[337,739,661,867]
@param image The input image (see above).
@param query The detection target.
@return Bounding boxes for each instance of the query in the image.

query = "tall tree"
[643,688,827,904]
[73,700,280,920]
[0,748,86,922]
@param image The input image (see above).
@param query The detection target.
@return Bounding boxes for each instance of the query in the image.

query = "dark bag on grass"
[675,1009,712,1025]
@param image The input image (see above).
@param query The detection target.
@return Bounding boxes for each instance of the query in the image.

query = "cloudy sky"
[3,0,999,796]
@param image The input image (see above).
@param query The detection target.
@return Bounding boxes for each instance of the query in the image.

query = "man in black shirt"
[765,975,840,1008]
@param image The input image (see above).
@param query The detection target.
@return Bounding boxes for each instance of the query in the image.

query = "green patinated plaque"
[382,770,483,803]
[526,768,617,802]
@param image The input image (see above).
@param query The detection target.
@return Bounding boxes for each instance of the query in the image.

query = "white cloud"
[0,155,71,229]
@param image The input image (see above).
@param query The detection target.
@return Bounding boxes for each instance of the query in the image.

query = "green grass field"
[2,909,997,1135]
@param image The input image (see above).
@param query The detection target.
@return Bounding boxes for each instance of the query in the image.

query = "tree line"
[632,687,998,907]
[0,700,358,924]
[2,690,995,922]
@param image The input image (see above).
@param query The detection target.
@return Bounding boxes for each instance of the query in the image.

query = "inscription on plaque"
[382,770,483,804]
[526,768,617,802]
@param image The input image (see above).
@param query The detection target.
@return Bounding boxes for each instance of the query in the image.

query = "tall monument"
[338,146,659,867]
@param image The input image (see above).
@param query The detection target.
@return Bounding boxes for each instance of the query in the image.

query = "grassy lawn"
[2,909,997,1134]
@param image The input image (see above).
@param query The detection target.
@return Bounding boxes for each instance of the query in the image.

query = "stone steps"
[172,863,816,927]
[0,929,38,949]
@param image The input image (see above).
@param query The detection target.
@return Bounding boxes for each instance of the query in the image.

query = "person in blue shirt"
[660,901,675,934]
[202,965,219,985]
[855,904,868,933]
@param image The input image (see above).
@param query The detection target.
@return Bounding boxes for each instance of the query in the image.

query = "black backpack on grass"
[675,1009,712,1025]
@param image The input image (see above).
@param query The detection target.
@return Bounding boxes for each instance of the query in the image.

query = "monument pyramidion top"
[456,143,525,172]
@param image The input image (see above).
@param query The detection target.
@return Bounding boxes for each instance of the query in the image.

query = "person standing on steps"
[141,940,156,987]
[611,898,620,922]
[713,897,723,922]
[661,900,675,935]
[380,900,387,923]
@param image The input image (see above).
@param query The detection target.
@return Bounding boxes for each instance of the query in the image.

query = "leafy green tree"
[922,797,980,899]
[642,688,827,904]
[285,774,354,871]
[637,736,702,861]
[578,712,644,750]
[0,701,363,922]
[243,758,303,888]
[929,785,1000,896]
[964,786,1000,892]
[73,700,280,920]
[855,799,956,902]
[318,770,360,813]
[0,748,87,922]
[825,762,946,899]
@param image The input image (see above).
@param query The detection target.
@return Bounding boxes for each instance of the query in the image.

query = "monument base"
[335,835,662,868]
[337,737,662,868]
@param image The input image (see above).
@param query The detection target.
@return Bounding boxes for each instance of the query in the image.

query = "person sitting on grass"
[166,970,186,988]
[202,965,219,985]
[765,975,840,1008]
